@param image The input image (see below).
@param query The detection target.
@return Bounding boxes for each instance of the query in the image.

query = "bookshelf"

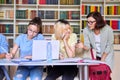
[0,0,120,48]
[81,0,120,49]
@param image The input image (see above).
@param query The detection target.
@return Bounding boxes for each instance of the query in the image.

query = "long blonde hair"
[54,19,73,40]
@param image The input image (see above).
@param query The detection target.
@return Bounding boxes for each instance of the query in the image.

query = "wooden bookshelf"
[0,0,120,47]
[0,0,120,80]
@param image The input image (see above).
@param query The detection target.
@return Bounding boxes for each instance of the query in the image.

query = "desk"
[0,59,100,80]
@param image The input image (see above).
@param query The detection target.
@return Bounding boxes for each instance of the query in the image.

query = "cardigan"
[83,24,114,70]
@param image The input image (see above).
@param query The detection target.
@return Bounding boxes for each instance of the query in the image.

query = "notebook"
[32,40,60,61]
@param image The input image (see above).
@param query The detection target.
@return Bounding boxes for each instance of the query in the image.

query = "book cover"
[71,11,80,19]
[60,11,67,19]
[118,6,120,15]
[82,5,85,15]
[39,0,46,4]
[38,10,44,19]
[45,11,55,19]
[118,21,120,30]
[112,20,118,30]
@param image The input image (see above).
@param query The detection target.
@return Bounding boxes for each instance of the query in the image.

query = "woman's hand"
[75,42,84,49]
[62,31,70,41]
[59,53,64,60]
[24,55,32,59]
[5,53,13,59]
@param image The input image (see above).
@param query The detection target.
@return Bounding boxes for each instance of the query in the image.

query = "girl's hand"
[62,31,70,41]
[75,42,84,48]
[6,53,13,59]
[59,53,64,60]
[24,55,32,59]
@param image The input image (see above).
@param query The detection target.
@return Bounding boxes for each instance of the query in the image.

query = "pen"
[0,46,9,54]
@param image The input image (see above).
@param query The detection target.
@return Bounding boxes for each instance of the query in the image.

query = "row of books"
[39,0,80,5]
[0,24,80,35]
[0,0,13,4]
[82,0,104,1]
[42,25,54,34]
[106,20,120,30]
[0,10,14,19]
[0,24,13,33]
[39,0,58,4]
[106,0,120,1]
[60,0,80,5]
[114,34,120,44]
[16,10,80,20]
[82,5,103,15]
[16,25,54,34]
[83,0,120,2]
[16,0,36,4]
[82,20,120,30]
[105,6,120,15]
[16,10,58,19]
[38,11,58,19]
[16,10,36,19]
[60,11,80,19]
[16,25,80,34]
[16,25,27,33]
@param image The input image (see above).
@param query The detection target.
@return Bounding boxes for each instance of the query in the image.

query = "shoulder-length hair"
[54,19,73,40]
[87,11,106,30]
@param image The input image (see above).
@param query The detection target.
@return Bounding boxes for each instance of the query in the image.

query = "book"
[112,20,118,30]
[114,34,119,44]
[60,11,67,19]
[38,10,44,19]
[118,21,120,30]
[45,11,55,19]
[71,25,80,34]
[71,11,80,19]
[39,0,46,4]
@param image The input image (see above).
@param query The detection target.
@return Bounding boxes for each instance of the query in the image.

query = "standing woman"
[45,19,78,80]
[79,11,114,69]
[6,17,44,80]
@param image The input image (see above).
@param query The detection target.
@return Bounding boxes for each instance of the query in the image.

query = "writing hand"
[6,53,13,59]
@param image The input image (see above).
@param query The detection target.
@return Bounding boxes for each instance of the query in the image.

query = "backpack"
[89,64,111,80]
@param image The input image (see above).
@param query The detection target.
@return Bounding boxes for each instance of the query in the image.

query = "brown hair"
[28,17,42,33]
[87,11,106,30]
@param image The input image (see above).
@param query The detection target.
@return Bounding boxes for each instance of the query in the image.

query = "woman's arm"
[101,26,114,61]
[63,39,75,58]
[6,43,19,59]
[63,33,77,58]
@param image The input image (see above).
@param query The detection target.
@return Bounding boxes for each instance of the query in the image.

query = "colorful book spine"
[118,21,120,30]
[112,20,118,30]
[39,0,46,4]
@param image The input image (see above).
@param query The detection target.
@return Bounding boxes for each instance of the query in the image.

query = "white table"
[0,59,100,80]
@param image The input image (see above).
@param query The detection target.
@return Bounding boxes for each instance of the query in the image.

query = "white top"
[94,33,101,57]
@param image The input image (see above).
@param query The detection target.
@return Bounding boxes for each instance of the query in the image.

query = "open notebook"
[32,40,60,61]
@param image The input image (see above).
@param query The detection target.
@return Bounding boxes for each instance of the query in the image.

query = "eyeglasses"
[87,21,96,25]
[28,29,38,34]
